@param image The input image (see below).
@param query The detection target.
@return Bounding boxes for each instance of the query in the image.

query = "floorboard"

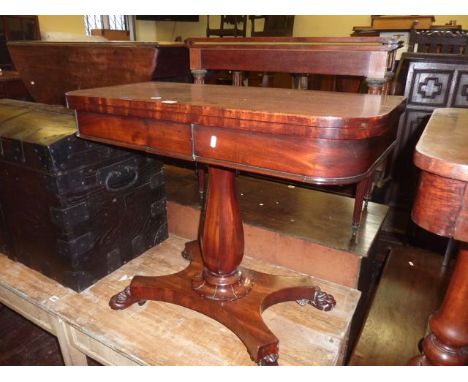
[348,246,451,365]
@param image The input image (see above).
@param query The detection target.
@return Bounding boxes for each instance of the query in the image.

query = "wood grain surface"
[8,41,189,105]
[348,246,449,365]
[185,37,401,81]
[414,108,468,182]
[412,108,468,242]
[67,82,405,133]
[409,107,468,366]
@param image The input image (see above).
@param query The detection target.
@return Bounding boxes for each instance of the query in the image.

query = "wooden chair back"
[408,29,468,54]
[249,16,295,37]
[206,16,247,38]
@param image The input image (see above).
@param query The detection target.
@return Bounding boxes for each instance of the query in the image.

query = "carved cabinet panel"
[408,70,453,107]
[452,71,468,108]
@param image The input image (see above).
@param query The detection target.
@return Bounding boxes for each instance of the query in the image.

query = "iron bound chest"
[0,99,168,291]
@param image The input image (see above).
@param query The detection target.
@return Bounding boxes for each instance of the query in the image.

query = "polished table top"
[412,108,468,243]
[414,108,468,182]
[67,82,406,184]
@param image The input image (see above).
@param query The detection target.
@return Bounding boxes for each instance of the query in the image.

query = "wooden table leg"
[109,165,336,365]
[192,69,208,203]
[408,243,468,366]
[352,176,373,236]
[196,164,205,202]
[365,77,385,95]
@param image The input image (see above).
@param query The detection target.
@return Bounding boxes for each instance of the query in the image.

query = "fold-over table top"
[67,82,405,139]
[67,82,405,185]
[414,108,468,182]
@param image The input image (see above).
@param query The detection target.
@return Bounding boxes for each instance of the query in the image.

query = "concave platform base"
[109,240,336,365]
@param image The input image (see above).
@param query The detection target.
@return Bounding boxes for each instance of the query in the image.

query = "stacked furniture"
[389,52,468,207]
[0,100,168,291]
[186,36,403,234]
[0,40,193,290]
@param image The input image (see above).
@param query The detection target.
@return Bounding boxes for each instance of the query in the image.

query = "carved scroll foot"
[296,286,336,311]
[181,248,192,261]
[257,353,279,366]
[109,287,142,310]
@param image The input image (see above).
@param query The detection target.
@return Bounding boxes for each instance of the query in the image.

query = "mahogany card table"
[67,82,405,365]
[408,108,468,366]
[186,36,402,94]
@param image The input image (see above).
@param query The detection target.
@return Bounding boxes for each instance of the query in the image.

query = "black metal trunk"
[0,100,168,291]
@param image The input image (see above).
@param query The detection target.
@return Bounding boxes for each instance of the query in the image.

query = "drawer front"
[77,112,193,159]
[194,125,392,183]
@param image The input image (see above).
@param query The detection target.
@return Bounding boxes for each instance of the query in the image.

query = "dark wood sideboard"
[408,108,468,366]
[389,52,468,207]
[66,81,405,365]
[7,41,191,105]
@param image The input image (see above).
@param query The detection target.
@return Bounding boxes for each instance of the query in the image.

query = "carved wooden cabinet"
[389,52,468,206]
[0,16,40,70]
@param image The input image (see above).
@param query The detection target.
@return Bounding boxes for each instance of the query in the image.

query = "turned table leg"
[195,166,251,300]
[409,243,468,365]
[365,77,386,95]
[352,176,373,236]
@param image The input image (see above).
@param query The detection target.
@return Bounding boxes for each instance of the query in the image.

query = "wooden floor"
[0,304,64,366]
[0,163,450,366]
[348,246,451,365]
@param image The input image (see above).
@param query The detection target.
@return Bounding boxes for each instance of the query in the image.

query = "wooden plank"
[51,318,88,366]
[348,246,449,365]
